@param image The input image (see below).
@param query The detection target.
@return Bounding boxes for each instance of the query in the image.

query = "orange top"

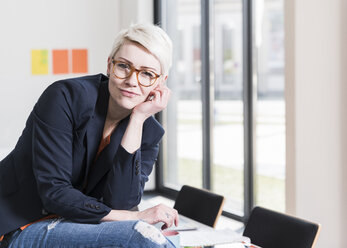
[95,133,112,160]
[0,134,112,242]
[0,215,58,241]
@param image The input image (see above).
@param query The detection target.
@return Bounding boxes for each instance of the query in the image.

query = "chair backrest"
[243,206,321,248]
[173,185,225,228]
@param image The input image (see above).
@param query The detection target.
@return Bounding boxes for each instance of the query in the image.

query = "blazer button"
[135,169,140,175]
[95,206,100,210]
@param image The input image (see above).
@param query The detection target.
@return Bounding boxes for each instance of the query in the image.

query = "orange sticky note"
[72,49,88,73]
[52,49,69,74]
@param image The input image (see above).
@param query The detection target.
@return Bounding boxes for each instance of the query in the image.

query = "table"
[138,197,254,247]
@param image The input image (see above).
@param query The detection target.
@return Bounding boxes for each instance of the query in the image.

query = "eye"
[116,62,130,70]
[140,70,156,79]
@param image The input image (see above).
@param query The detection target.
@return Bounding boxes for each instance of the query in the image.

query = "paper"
[179,229,250,246]
[72,49,88,73]
[31,49,48,75]
[52,49,69,74]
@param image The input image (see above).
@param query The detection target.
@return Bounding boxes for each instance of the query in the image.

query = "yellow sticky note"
[31,49,49,75]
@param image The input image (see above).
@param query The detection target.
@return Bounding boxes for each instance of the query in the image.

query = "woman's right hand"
[136,204,179,230]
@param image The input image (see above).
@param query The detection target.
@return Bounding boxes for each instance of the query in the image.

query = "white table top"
[138,196,252,247]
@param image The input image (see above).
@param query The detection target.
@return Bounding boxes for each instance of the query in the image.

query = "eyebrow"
[116,57,159,73]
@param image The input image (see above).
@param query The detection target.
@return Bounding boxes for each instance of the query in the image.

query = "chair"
[173,185,225,228]
[243,206,321,248]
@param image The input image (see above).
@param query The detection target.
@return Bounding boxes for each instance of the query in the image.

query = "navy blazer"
[0,74,164,236]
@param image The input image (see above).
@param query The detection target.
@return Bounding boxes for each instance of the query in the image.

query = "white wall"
[341,0,347,243]
[285,0,347,247]
[0,0,156,188]
[119,0,154,29]
[0,0,120,158]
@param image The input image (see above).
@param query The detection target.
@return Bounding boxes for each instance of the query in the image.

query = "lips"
[120,89,139,98]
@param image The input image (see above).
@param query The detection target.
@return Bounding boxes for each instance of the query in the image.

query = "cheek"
[141,88,152,100]
[141,85,156,97]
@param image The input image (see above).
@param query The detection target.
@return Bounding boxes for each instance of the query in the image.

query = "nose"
[125,71,138,87]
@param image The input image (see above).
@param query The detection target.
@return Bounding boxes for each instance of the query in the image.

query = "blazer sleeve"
[102,118,164,210]
[31,82,111,223]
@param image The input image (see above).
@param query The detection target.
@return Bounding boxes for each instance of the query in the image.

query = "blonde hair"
[109,23,173,75]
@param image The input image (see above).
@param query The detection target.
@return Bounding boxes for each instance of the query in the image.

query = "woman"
[0,23,178,247]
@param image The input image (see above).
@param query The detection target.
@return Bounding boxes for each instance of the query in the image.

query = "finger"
[159,209,174,229]
[152,90,162,103]
[156,84,170,93]
[160,88,171,103]
[173,210,179,227]
[160,216,171,230]
[165,212,174,228]
[161,223,168,230]
[154,83,169,93]
[152,86,169,104]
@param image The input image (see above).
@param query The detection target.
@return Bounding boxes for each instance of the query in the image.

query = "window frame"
[153,0,255,223]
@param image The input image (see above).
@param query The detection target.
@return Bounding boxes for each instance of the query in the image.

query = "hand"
[132,84,171,121]
[135,204,179,230]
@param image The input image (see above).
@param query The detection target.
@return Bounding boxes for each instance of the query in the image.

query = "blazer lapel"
[82,82,109,190]
[84,116,130,195]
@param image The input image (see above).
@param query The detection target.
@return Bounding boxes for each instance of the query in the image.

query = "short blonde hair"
[109,23,173,75]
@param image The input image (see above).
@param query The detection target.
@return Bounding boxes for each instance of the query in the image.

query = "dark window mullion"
[154,0,163,192]
[242,0,255,222]
[201,0,213,190]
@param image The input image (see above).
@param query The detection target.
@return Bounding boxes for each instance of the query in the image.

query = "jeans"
[6,218,176,248]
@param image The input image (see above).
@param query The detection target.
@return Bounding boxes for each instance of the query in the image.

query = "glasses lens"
[114,62,130,78]
[138,70,156,86]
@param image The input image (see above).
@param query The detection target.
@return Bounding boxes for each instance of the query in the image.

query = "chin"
[118,98,141,110]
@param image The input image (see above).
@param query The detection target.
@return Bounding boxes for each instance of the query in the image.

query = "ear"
[160,75,168,85]
[107,57,112,76]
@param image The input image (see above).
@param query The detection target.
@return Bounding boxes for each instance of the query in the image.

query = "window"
[254,0,285,212]
[154,0,285,221]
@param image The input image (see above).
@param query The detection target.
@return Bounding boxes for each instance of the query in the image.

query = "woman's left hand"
[132,84,171,121]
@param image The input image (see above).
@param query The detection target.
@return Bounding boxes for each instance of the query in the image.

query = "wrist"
[101,210,139,222]
[130,112,147,124]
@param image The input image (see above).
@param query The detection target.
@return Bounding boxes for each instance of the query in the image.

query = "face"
[107,41,164,111]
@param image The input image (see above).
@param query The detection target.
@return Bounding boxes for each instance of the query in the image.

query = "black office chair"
[173,185,225,228]
[243,206,321,248]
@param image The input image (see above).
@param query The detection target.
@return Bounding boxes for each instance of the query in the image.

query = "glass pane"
[254,0,285,212]
[161,0,203,189]
[212,0,244,215]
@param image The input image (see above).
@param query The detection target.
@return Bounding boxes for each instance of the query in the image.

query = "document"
[179,228,250,246]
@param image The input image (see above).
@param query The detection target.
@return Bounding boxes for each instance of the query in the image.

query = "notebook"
[179,228,250,246]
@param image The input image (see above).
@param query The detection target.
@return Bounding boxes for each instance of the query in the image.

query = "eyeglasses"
[111,60,161,87]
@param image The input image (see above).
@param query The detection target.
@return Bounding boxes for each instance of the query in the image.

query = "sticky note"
[52,49,69,74]
[31,50,49,75]
[72,49,88,73]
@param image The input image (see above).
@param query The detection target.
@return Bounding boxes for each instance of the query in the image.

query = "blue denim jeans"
[6,218,176,248]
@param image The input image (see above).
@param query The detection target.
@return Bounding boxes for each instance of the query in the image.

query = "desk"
[138,196,253,247]
[171,215,249,247]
